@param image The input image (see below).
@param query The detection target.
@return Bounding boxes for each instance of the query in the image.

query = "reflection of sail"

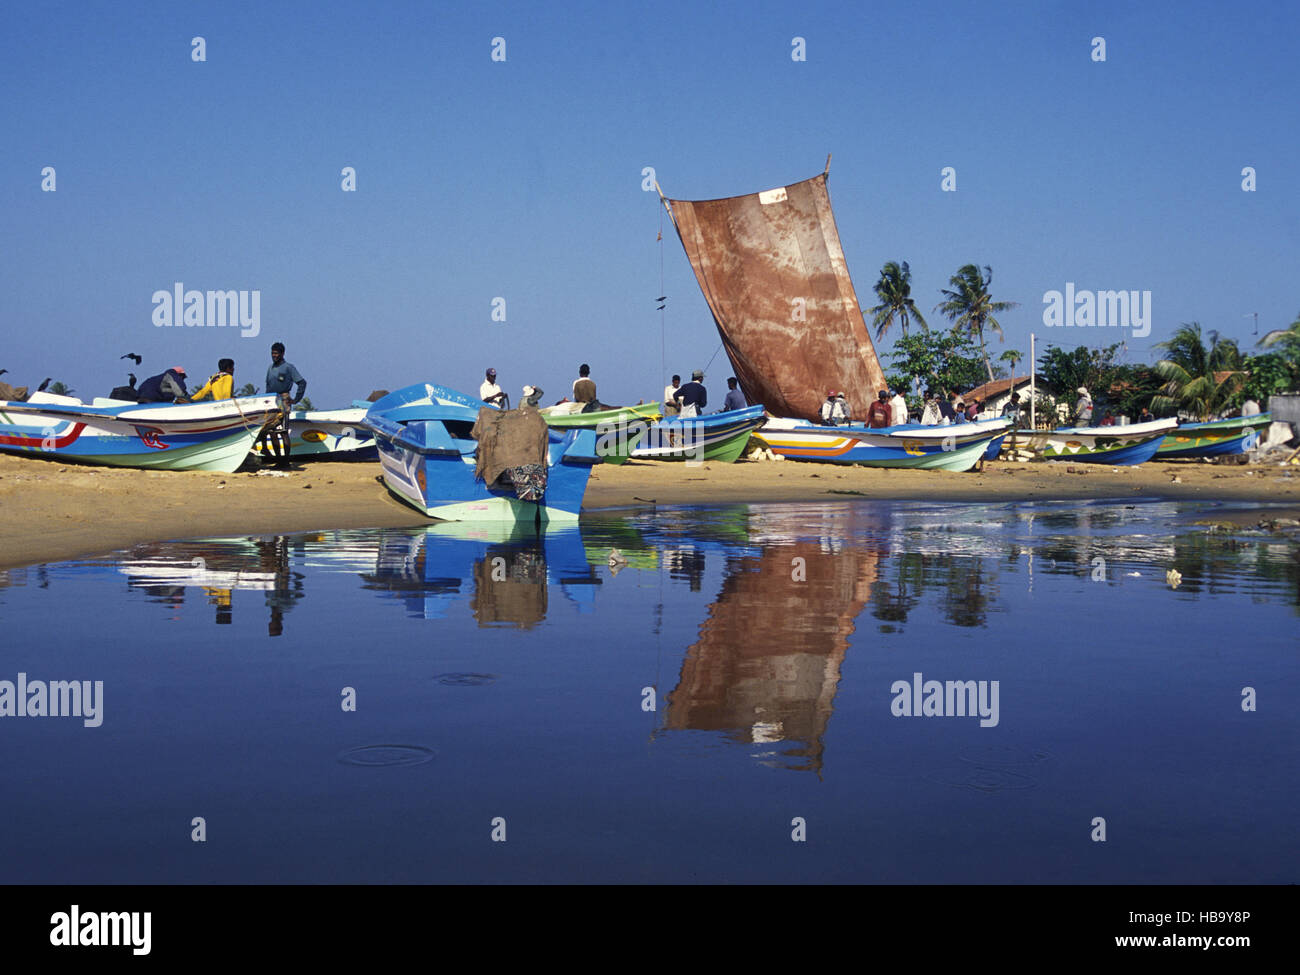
[664,172,887,421]
[665,512,885,774]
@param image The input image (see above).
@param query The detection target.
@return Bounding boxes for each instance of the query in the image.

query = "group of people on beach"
[128,343,307,468]
[480,365,748,420]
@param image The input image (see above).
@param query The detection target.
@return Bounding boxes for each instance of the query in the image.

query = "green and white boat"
[539,402,661,465]
[1155,413,1273,459]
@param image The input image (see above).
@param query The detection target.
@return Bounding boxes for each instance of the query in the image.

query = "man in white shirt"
[1241,398,1261,416]
[480,368,506,407]
[889,389,909,426]
[662,375,681,418]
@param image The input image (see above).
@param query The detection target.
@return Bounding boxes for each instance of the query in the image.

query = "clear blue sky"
[2,0,1296,405]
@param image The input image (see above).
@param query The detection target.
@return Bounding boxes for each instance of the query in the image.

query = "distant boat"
[1025,418,1177,465]
[1155,413,1272,459]
[0,391,280,472]
[361,383,602,523]
[754,418,1013,471]
[539,401,661,465]
[630,405,768,463]
[252,407,377,459]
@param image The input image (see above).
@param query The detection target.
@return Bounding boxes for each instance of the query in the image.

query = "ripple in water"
[958,745,1052,768]
[337,744,435,767]
[925,766,1037,794]
[434,673,498,686]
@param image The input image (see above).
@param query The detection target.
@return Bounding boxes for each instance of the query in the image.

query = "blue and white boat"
[754,417,1013,471]
[628,405,767,463]
[361,383,602,523]
[0,391,281,472]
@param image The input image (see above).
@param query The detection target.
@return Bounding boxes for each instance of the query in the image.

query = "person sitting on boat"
[522,384,545,408]
[723,377,747,412]
[867,390,892,428]
[673,370,707,418]
[950,393,968,424]
[964,398,981,422]
[662,375,681,418]
[481,368,507,408]
[573,364,597,405]
[1137,406,1155,424]
[1242,398,1261,416]
[136,366,189,403]
[889,389,909,426]
[190,358,235,401]
[920,389,942,425]
[1099,411,1116,426]
[1075,387,1094,426]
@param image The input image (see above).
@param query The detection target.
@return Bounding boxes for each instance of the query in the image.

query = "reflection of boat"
[1025,418,1176,465]
[253,407,376,458]
[362,383,602,523]
[628,406,767,463]
[0,391,279,472]
[754,418,1012,471]
[1155,413,1273,459]
[362,522,600,622]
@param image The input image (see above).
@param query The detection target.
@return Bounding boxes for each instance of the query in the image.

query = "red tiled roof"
[963,375,1033,403]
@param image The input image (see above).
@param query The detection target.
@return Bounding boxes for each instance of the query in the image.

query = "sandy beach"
[1,451,1296,570]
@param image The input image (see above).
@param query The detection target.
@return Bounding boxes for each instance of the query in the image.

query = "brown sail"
[663,171,887,422]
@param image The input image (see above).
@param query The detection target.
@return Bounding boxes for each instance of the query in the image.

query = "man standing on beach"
[674,370,707,418]
[481,368,507,408]
[1075,387,1093,426]
[662,375,681,418]
[867,390,892,428]
[890,388,909,426]
[259,342,306,468]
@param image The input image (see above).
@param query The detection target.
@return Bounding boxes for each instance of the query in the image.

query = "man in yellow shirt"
[190,359,235,401]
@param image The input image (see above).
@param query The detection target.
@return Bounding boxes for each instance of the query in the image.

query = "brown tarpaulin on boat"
[471,406,548,486]
[0,382,30,402]
[665,173,887,422]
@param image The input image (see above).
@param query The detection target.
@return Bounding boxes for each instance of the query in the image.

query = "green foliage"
[869,261,928,342]
[886,330,987,403]
[1257,310,1300,362]
[235,383,258,396]
[1151,322,1246,421]
[934,264,1019,382]
[48,381,74,396]
[1236,353,1297,404]
[300,396,315,411]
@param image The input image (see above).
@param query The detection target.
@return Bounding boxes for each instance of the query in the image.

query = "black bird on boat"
[37,377,52,392]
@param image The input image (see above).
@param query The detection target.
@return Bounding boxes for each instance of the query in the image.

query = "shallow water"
[0,499,1295,883]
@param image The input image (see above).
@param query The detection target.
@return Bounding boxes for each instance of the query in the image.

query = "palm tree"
[869,261,928,342]
[1258,310,1300,360]
[935,264,1018,382]
[48,381,75,396]
[1151,322,1245,420]
[235,383,258,396]
[998,349,1026,380]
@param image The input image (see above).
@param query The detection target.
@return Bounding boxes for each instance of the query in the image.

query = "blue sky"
[2,0,1296,406]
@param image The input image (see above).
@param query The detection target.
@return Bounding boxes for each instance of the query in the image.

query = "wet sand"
[1,451,1296,570]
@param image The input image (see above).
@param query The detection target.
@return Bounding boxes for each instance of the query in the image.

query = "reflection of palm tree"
[870,261,928,342]
[1151,322,1245,421]
[935,265,1018,382]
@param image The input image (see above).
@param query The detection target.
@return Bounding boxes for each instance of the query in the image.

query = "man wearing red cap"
[136,366,189,403]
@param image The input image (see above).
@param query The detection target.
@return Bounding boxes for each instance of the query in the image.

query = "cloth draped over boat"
[471,406,549,500]
[664,173,888,423]
[0,382,30,402]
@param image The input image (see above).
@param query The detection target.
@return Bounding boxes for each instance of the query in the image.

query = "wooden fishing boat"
[0,391,280,472]
[361,383,601,523]
[1025,418,1176,465]
[628,405,767,463]
[1155,413,1272,459]
[754,418,1013,471]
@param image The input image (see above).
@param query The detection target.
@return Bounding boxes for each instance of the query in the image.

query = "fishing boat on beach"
[0,391,280,472]
[539,401,660,464]
[1154,413,1273,459]
[361,383,602,523]
[252,406,377,459]
[1024,418,1177,465]
[754,418,1013,471]
[629,405,767,463]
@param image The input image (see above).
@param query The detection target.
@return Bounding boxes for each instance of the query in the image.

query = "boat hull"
[1155,414,1273,459]
[252,408,377,459]
[0,395,280,472]
[754,419,1012,472]
[627,406,766,463]
[1027,419,1176,465]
